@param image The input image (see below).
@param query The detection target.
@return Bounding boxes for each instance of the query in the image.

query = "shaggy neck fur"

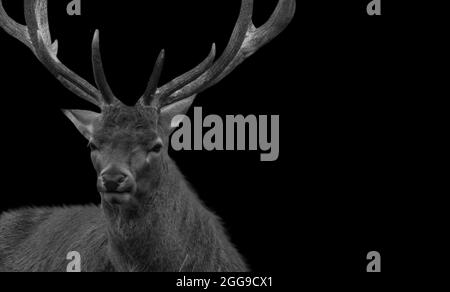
[102,157,248,272]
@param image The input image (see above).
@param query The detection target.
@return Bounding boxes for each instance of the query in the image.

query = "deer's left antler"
[146,0,296,110]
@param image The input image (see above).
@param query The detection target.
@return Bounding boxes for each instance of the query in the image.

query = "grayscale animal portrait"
[0,0,295,272]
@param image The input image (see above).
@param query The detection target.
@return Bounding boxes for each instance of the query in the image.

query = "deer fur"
[0,0,295,272]
[0,165,247,272]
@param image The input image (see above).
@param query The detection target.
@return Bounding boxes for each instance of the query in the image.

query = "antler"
[141,45,217,108]
[91,30,118,105]
[0,0,116,107]
[140,0,296,110]
[1,0,295,111]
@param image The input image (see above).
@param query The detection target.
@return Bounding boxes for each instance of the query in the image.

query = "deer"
[0,0,295,272]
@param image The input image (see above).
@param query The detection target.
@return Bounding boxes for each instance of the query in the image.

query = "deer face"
[63,103,186,206]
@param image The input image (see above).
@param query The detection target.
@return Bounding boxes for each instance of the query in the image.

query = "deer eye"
[150,143,163,153]
[88,142,99,152]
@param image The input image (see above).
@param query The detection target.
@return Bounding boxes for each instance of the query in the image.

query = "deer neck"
[102,160,196,271]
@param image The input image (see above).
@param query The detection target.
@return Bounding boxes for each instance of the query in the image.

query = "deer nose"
[101,173,128,192]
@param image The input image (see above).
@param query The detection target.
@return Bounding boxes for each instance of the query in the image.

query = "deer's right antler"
[0,0,114,108]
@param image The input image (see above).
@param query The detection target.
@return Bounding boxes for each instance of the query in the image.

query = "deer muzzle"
[98,166,136,204]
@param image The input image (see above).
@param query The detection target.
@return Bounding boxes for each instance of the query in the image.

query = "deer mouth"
[101,192,133,205]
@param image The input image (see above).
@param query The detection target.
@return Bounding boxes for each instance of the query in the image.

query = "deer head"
[0,0,295,207]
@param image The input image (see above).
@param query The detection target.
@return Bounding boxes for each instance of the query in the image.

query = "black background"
[0,0,443,276]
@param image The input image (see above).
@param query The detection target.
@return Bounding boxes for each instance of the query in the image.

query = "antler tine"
[141,49,165,107]
[92,30,118,105]
[0,0,103,107]
[159,0,296,108]
[140,44,216,109]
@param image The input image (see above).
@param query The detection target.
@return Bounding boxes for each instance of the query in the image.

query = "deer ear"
[62,109,101,140]
[159,95,196,131]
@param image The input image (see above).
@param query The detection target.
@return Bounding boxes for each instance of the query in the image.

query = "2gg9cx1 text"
[220,276,272,287]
